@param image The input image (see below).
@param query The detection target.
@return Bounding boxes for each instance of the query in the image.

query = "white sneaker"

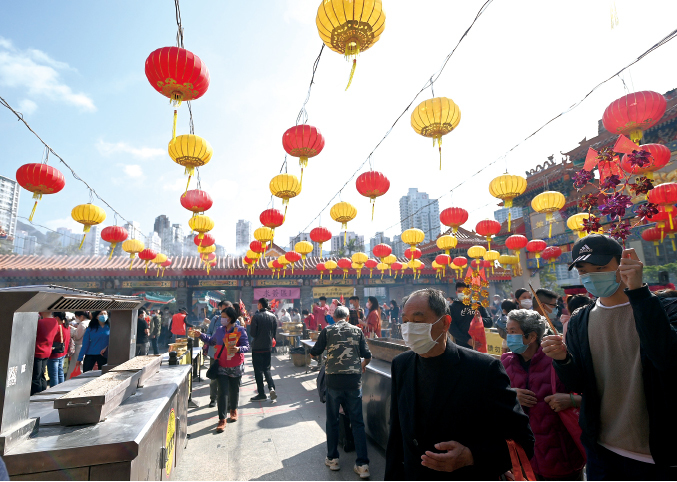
[325,457,340,471]
[354,464,370,479]
[270,389,277,401]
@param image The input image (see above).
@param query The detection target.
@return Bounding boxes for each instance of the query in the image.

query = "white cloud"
[0,36,95,112]
[18,99,37,115]
[96,140,165,160]
[123,164,144,179]
[283,0,314,24]
[44,217,82,233]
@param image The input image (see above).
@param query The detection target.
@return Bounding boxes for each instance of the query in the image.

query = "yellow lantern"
[483,249,500,274]
[324,259,338,280]
[352,252,368,265]
[411,97,461,169]
[401,228,425,260]
[566,213,595,238]
[71,203,106,250]
[352,262,364,279]
[270,174,302,220]
[376,262,389,279]
[498,254,520,276]
[436,235,457,255]
[198,245,215,265]
[277,255,290,278]
[152,253,167,277]
[330,202,357,245]
[467,245,486,259]
[382,254,397,275]
[295,241,314,270]
[267,259,277,279]
[189,214,214,244]
[246,249,261,261]
[408,259,423,279]
[489,173,527,231]
[432,260,443,279]
[316,0,386,90]
[254,226,275,254]
[531,191,566,238]
[168,134,213,195]
[122,239,145,270]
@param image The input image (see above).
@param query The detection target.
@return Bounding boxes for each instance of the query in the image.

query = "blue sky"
[2,1,677,254]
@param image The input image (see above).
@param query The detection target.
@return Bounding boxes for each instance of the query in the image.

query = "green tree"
[538,265,560,293]
[643,262,677,284]
[336,238,364,257]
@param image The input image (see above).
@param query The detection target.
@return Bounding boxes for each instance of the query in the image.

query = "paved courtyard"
[174,352,386,481]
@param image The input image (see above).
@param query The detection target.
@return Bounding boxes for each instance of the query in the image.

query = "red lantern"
[440,207,468,233]
[250,240,266,254]
[202,252,216,262]
[138,248,158,273]
[505,234,528,253]
[160,259,171,277]
[373,243,392,260]
[526,239,547,268]
[620,143,671,178]
[195,233,215,247]
[101,226,128,259]
[180,189,213,215]
[284,251,302,274]
[356,171,390,220]
[602,91,666,143]
[145,47,210,105]
[282,125,325,183]
[15,163,66,221]
[641,227,664,256]
[405,247,421,260]
[260,209,285,229]
[475,219,502,250]
[364,258,378,278]
[316,262,327,280]
[337,258,352,279]
[436,254,451,265]
[647,183,677,230]
[310,226,332,257]
[453,256,467,267]
[541,246,562,265]
[244,255,252,264]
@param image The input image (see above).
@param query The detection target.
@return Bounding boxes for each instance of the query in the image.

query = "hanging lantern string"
[337,24,677,238]
[0,95,150,243]
[0,206,97,248]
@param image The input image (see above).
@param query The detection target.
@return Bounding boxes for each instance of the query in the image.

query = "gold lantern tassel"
[108,242,116,260]
[283,205,288,222]
[156,266,160,277]
[172,110,177,140]
[129,256,135,270]
[28,193,42,222]
[162,267,166,277]
[508,210,512,232]
[144,261,149,274]
[344,230,347,246]
[271,269,275,279]
[183,167,193,197]
[302,257,306,271]
[78,234,86,250]
[655,243,660,256]
[300,167,304,189]
[346,59,357,91]
[671,237,676,251]
[329,271,333,281]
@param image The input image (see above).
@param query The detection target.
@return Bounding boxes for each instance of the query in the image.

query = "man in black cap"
[542,233,677,480]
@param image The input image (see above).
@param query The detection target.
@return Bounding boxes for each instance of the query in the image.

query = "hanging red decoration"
[15,163,66,221]
[440,207,468,233]
[194,233,215,247]
[310,226,332,257]
[453,256,467,266]
[641,226,664,256]
[372,243,392,260]
[364,258,378,278]
[138,248,158,274]
[180,189,213,215]
[101,226,128,260]
[250,240,266,254]
[404,247,421,260]
[475,219,502,250]
[284,251,302,274]
[160,259,171,277]
[337,258,352,279]
[541,246,562,265]
[647,183,677,230]
[145,47,210,105]
[602,91,666,143]
[356,171,390,220]
[620,143,671,178]
[526,239,547,268]
[505,234,528,253]
[282,125,325,184]
[316,262,327,280]
[260,208,285,229]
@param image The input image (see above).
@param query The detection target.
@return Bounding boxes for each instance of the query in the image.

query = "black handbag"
[52,325,65,355]
[206,344,225,380]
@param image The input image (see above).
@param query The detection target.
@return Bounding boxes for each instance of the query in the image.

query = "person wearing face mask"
[533,288,564,334]
[502,309,585,480]
[77,310,110,372]
[310,306,372,478]
[386,289,534,481]
[494,299,518,339]
[135,309,150,356]
[448,282,492,349]
[67,311,91,379]
[348,296,364,326]
[515,289,533,310]
[542,234,677,480]
[193,306,250,432]
[360,296,382,338]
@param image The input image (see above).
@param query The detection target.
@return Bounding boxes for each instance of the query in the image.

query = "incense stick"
[528,283,559,335]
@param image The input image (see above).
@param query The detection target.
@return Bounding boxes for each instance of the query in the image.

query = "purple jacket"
[502,347,585,478]
[200,324,250,367]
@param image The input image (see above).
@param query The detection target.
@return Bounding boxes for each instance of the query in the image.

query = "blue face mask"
[98,314,108,323]
[507,333,529,354]
[547,309,558,321]
[580,271,620,298]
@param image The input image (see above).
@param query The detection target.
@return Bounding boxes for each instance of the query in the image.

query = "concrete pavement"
[174,351,386,481]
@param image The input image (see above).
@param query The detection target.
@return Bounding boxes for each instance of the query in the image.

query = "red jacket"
[364,309,381,337]
[35,317,58,358]
[171,312,187,336]
[49,323,71,359]
[313,304,329,329]
[305,314,317,331]
[501,347,585,477]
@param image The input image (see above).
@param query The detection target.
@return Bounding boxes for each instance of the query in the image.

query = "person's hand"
[191,329,202,337]
[619,248,643,290]
[100,348,107,356]
[361,359,368,373]
[421,441,473,472]
[515,388,537,408]
[542,334,568,360]
[503,470,515,481]
[544,393,573,412]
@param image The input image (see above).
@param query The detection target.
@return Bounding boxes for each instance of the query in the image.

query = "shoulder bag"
[551,365,587,462]
[206,344,225,380]
[52,324,65,355]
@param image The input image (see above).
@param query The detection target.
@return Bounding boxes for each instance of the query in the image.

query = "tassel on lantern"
[78,234,86,250]
[346,58,357,91]
[28,192,42,222]
[108,242,117,260]
[182,167,194,197]
[172,110,177,140]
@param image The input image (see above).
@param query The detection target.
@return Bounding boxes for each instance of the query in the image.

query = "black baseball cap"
[568,234,622,270]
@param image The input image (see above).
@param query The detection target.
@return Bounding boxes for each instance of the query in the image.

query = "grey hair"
[507,309,547,343]
[334,306,349,320]
[402,289,449,317]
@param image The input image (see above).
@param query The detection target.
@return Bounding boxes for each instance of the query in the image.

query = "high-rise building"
[148,231,162,253]
[215,244,226,257]
[56,227,74,248]
[369,232,391,256]
[154,215,170,236]
[235,220,251,254]
[0,175,20,239]
[392,234,405,258]
[170,224,185,257]
[13,230,36,255]
[331,232,364,254]
[289,232,323,257]
[124,221,142,240]
[399,188,440,243]
[82,225,101,256]
[494,207,523,224]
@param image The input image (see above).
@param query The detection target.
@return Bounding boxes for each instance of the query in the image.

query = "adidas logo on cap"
[579,245,593,253]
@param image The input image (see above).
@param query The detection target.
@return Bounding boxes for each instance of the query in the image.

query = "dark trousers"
[326,387,368,465]
[252,351,275,396]
[150,337,159,355]
[209,357,218,402]
[83,354,107,372]
[586,444,677,481]
[31,357,49,395]
[216,375,241,420]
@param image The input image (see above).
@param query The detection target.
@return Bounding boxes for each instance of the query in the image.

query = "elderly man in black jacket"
[250,298,278,402]
[543,235,677,480]
[386,288,534,481]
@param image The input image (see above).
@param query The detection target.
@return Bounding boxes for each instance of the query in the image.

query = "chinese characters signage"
[312,286,355,298]
[313,279,354,286]
[255,280,299,286]
[198,280,239,287]
[253,287,300,299]
[121,281,174,288]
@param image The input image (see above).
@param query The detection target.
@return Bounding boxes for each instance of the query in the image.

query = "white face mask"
[520,299,533,309]
[401,316,445,355]
[456,292,466,301]
[220,317,229,326]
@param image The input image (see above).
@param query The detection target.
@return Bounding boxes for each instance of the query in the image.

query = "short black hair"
[514,289,529,300]
[501,299,518,313]
[390,300,398,307]
[74,311,91,320]
[258,298,269,309]
[179,307,187,313]
[302,309,309,315]
[455,282,467,290]
[319,296,327,301]
[536,288,558,303]
[403,288,449,318]
[566,294,592,314]
[218,301,227,308]
[53,311,67,322]
[222,306,238,322]
[349,296,359,301]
